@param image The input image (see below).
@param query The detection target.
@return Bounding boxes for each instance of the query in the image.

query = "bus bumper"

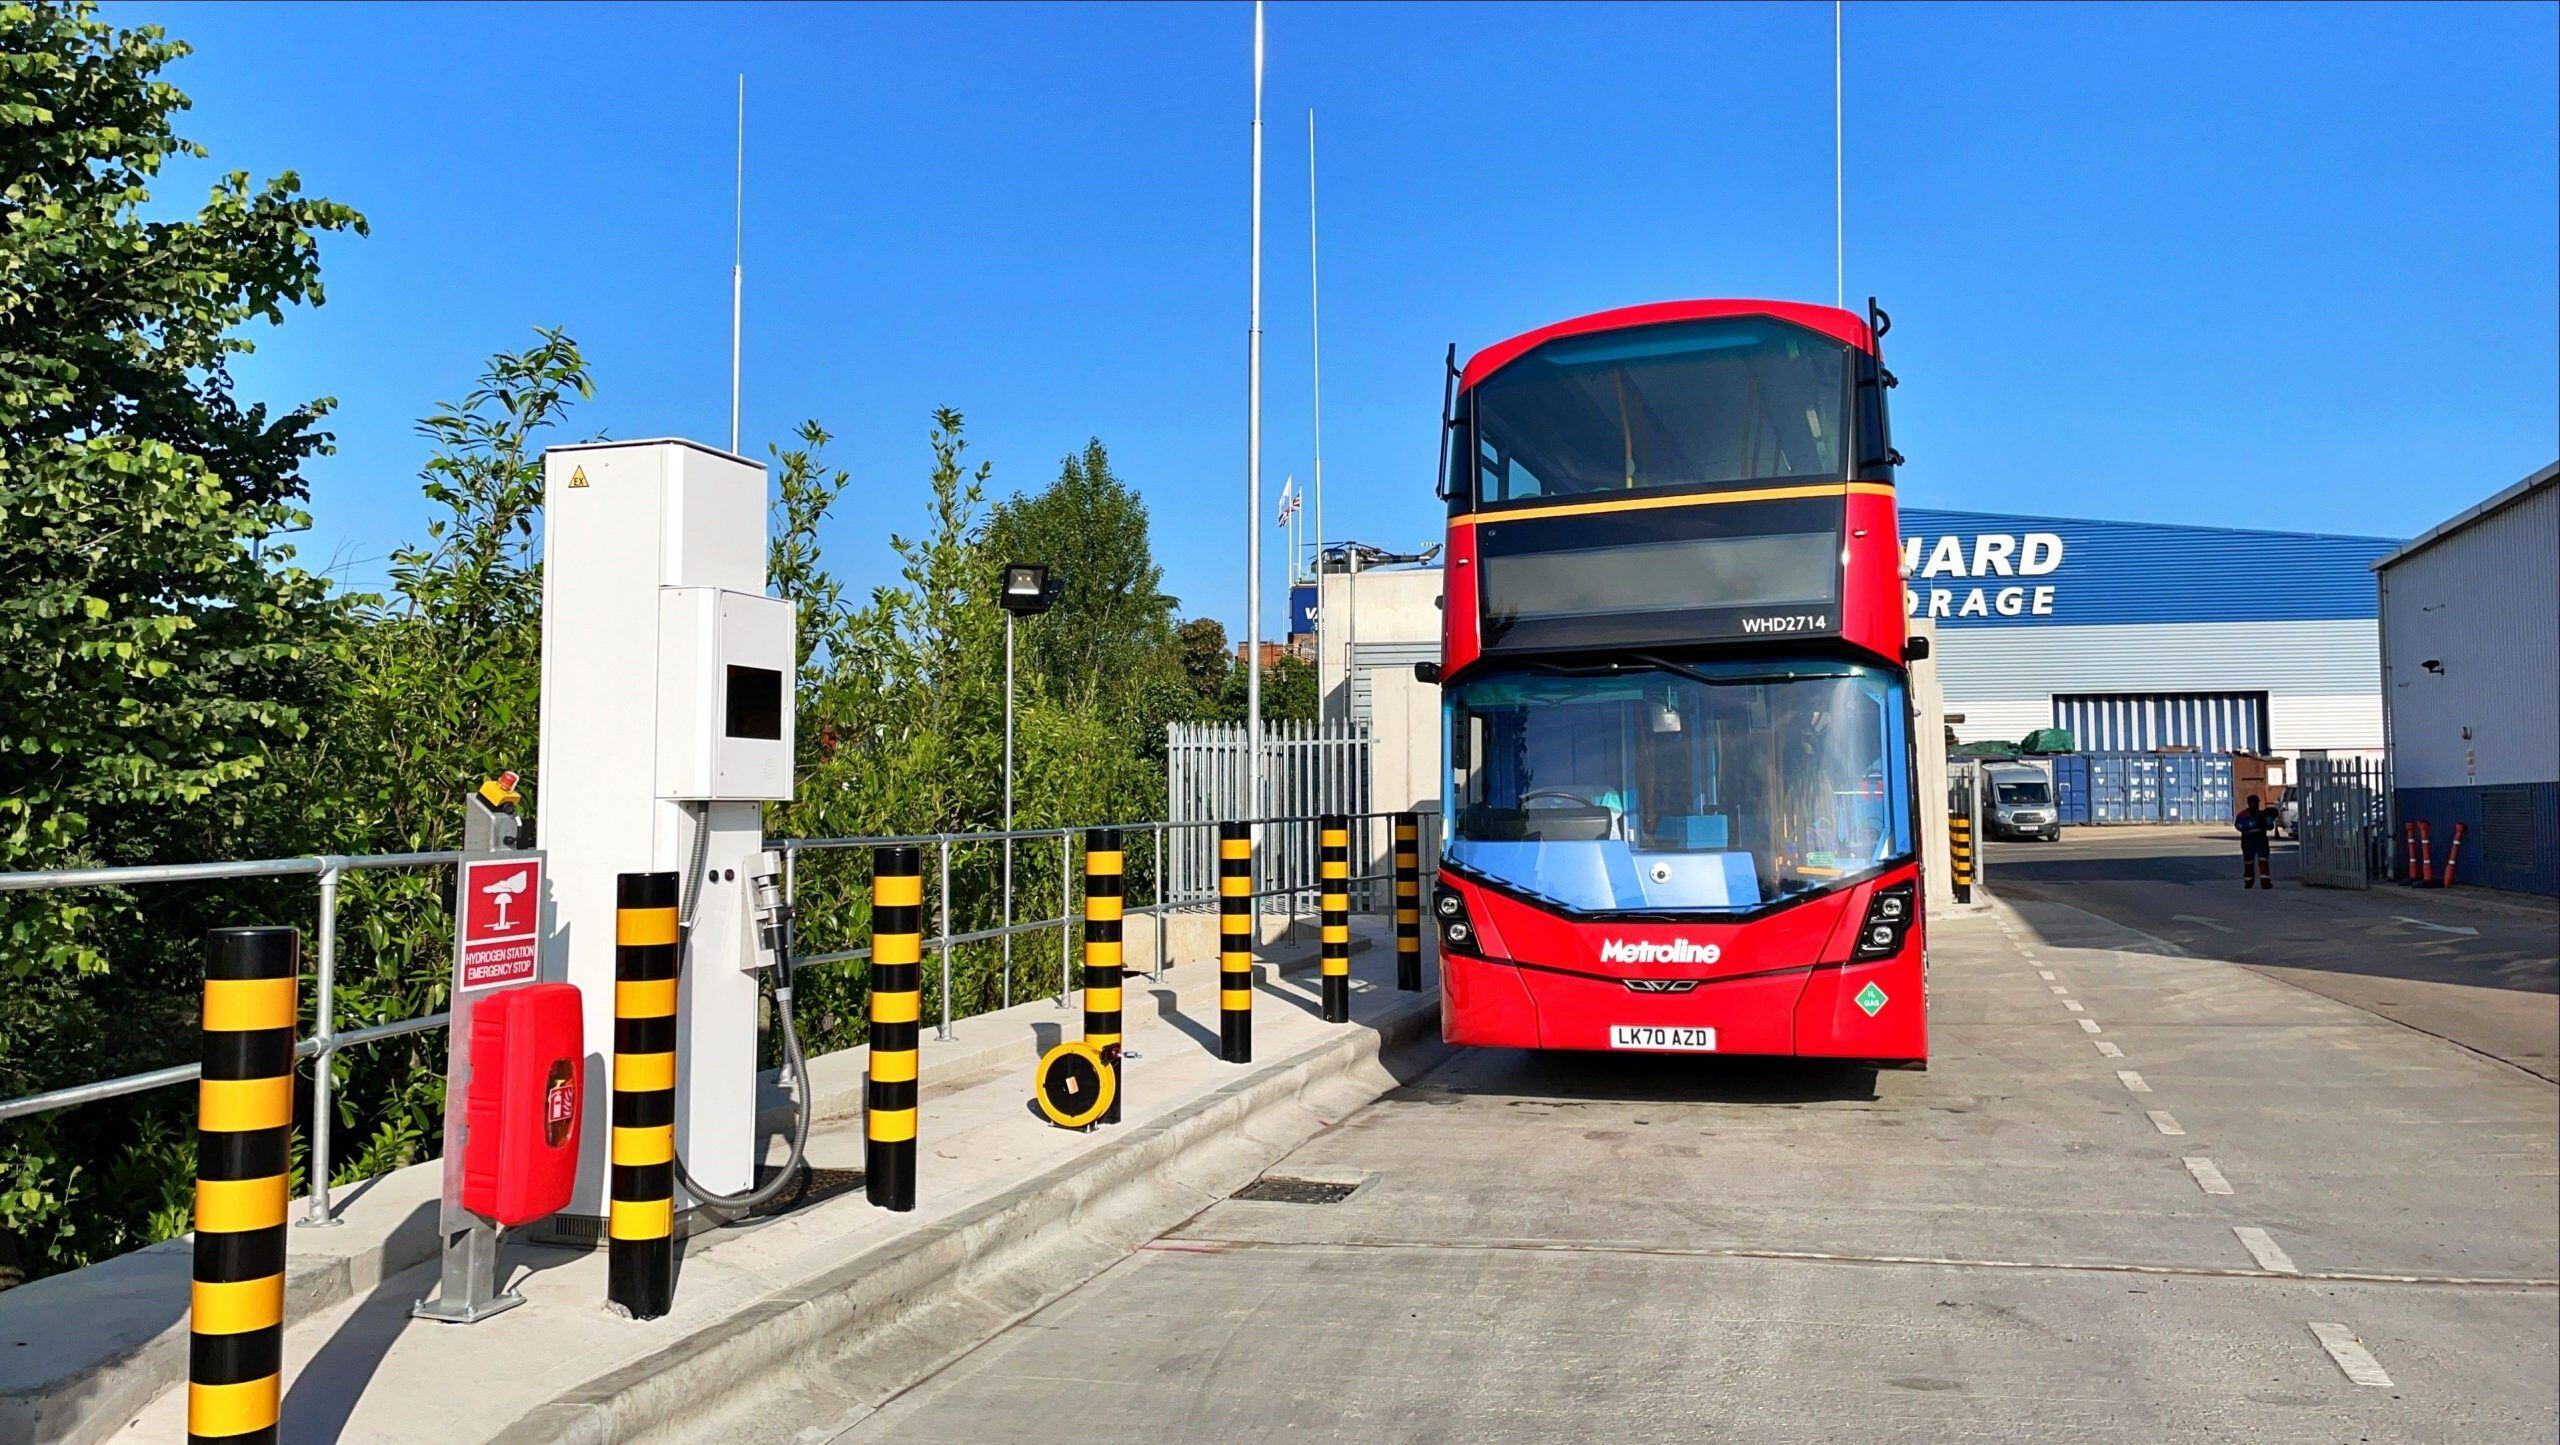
[1441,949,1928,1065]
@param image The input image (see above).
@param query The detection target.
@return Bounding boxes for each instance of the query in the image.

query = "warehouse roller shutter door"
[2054,692,2268,753]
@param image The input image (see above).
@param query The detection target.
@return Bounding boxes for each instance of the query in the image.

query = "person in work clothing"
[2235,793,2276,889]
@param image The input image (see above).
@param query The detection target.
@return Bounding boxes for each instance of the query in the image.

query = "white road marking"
[2095,1041,2124,1058]
[2393,915,2478,937]
[2172,913,2237,934]
[2117,1069,2152,1093]
[2038,970,2056,980]
[2064,999,2087,1013]
[2049,984,2070,994]
[2079,1018,2103,1034]
[2235,1226,2299,1274]
[2183,1157,2234,1195]
[2147,1110,2184,1135]
[2309,1322,2394,1387]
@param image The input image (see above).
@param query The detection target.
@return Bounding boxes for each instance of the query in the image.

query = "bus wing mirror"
[1413,661,1442,685]
[1902,636,1931,663]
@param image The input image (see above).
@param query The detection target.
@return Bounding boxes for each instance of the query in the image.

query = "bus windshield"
[1445,661,1912,914]
[1469,315,1851,510]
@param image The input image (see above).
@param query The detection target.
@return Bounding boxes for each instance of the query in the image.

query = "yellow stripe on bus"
[1449,480,1892,526]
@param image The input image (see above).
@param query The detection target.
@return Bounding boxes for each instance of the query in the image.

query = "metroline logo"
[1599,938,1722,966]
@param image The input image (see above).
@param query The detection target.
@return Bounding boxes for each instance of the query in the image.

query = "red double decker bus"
[1429,298,1927,1065]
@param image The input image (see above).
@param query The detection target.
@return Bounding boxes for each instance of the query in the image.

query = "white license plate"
[1609,1024,1717,1052]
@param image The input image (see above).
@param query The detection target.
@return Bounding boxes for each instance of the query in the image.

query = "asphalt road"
[1985,826,2560,1082]
[810,873,2560,1444]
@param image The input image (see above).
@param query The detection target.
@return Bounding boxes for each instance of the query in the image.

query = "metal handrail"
[0,811,1436,1222]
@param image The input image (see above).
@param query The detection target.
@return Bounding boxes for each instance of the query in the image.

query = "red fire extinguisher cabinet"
[459,981,584,1226]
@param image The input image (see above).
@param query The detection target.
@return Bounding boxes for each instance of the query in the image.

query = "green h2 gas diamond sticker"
[1854,981,1889,1017]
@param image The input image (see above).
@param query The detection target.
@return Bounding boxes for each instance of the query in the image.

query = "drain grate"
[1232,1176,1359,1205]
[739,1164,866,1221]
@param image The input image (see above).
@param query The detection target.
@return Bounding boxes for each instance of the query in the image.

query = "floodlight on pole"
[997,560,1057,997]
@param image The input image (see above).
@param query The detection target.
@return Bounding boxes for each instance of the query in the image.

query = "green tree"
[299,332,592,1182]
[0,1,363,1277]
[316,329,591,852]
[1172,618,1234,704]
[982,439,1178,715]
[1219,652,1318,723]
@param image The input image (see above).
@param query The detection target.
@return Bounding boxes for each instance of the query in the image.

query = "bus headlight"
[1433,884,1476,955]
[1852,881,1917,962]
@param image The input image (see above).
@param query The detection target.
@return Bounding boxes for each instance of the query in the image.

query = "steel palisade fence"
[0,811,1437,1226]
[1166,719,1374,912]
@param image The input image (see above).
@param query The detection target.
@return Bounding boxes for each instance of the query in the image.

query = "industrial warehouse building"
[2374,464,2558,896]
[1895,509,2395,755]
[1315,508,2399,798]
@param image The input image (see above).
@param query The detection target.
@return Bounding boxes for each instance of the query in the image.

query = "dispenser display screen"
[725,665,784,740]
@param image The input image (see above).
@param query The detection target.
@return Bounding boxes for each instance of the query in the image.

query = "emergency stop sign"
[458,856,543,991]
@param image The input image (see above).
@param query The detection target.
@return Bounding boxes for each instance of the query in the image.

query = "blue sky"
[115,1,2560,636]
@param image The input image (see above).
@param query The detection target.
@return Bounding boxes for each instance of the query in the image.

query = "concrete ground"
[819,861,2559,1444]
[1987,826,2559,1081]
[96,921,1427,1445]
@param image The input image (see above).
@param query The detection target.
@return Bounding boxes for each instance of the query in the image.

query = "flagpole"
[1245,0,1266,820]
[1307,108,1326,729]
[731,73,745,454]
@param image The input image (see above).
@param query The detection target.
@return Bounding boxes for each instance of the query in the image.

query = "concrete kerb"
[0,918,1374,1445]
[497,991,1447,1445]
[768,918,1374,1132]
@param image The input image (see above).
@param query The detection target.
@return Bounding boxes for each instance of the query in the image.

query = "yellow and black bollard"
[1319,815,1352,1023]
[1393,815,1423,992]
[1218,821,1254,1062]
[191,925,297,1445]
[609,872,679,1319]
[1083,828,1126,1124]
[868,845,923,1210]
[1949,815,1975,904]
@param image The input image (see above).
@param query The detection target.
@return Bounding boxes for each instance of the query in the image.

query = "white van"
[1985,761,2060,841]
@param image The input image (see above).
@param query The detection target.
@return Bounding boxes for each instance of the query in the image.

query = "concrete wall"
[1317,567,1443,728]
[1909,619,1955,910]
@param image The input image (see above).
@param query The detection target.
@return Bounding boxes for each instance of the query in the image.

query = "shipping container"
[2232,752,2287,809]
[2053,750,2242,826]
[2053,753,2093,825]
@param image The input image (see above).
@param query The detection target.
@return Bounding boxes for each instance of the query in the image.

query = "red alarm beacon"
[459,981,584,1226]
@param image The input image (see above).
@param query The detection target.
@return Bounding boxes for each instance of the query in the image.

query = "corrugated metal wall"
[2377,475,2558,792]
[2054,693,2265,752]
[1930,619,2378,697]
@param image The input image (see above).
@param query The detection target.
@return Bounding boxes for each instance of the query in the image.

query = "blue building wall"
[2394,783,2560,897]
[1900,509,2397,629]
